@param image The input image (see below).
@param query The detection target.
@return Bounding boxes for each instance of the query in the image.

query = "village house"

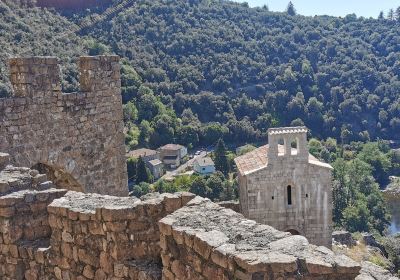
[234,126,333,248]
[146,159,164,180]
[158,144,187,169]
[126,148,159,162]
[126,148,163,180]
[193,157,216,175]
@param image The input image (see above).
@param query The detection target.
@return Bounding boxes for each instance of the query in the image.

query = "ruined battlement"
[1,160,391,280]
[8,55,120,98]
[0,56,128,196]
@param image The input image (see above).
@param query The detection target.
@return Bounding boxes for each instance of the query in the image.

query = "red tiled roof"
[234,145,325,175]
[126,148,157,159]
[159,144,185,151]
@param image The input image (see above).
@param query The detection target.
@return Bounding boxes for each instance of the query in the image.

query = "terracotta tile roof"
[126,148,157,159]
[159,144,185,151]
[195,157,215,167]
[235,145,270,175]
[234,144,329,175]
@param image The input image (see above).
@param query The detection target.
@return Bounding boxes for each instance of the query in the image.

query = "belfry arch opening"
[291,138,299,155]
[32,163,84,192]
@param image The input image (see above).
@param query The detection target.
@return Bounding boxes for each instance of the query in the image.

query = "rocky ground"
[383,177,400,200]
[333,231,399,280]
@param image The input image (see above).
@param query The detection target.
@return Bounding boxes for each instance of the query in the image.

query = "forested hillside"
[1,0,400,147]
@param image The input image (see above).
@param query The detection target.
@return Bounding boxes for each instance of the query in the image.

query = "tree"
[190,177,209,197]
[396,7,400,21]
[127,157,138,181]
[286,1,296,16]
[388,9,394,20]
[136,157,152,184]
[123,101,138,123]
[220,180,235,201]
[206,172,224,201]
[378,11,384,20]
[341,202,371,233]
[131,182,150,198]
[357,142,391,186]
[214,138,230,176]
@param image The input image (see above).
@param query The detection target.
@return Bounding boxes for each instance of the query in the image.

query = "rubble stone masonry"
[159,197,361,280]
[2,154,396,280]
[0,56,128,196]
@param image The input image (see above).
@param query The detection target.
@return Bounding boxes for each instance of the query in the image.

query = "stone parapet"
[159,197,361,280]
[0,153,10,171]
[0,174,67,280]
[45,191,195,279]
[217,200,240,213]
[0,164,50,196]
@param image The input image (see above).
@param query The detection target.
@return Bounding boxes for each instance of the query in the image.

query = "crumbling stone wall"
[0,157,67,279]
[159,197,361,280]
[0,56,128,196]
[46,191,194,279]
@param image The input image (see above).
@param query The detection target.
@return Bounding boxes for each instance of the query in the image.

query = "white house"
[194,157,216,175]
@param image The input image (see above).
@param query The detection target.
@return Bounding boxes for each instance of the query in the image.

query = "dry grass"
[333,239,391,270]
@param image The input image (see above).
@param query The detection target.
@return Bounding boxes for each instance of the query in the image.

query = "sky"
[235,0,400,18]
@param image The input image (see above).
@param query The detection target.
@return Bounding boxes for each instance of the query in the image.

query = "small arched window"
[287,185,292,205]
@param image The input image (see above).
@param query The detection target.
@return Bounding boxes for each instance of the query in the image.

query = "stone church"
[235,126,333,248]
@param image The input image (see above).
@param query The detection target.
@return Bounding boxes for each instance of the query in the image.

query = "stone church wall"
[244,159,333,248]
[0,56,128,196]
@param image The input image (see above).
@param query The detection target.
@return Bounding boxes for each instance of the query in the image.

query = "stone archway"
[32,163,84,192]
[286,229,301,235]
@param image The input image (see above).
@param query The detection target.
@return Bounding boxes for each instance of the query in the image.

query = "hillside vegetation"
[1,0,400,147]
[84,0,400,145]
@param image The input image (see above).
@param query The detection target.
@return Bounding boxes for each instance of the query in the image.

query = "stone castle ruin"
[0,155,362,279]
[0,56,392,279]
[235,127,333,248]
[0,56,128,196]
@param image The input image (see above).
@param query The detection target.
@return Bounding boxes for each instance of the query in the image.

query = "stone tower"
[234,126,333,248]
[0,56,128,196]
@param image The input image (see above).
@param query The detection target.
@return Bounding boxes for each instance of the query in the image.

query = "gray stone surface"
[0,160,52,196]
[362,233,388,257]
[333,230,356,247]
[356,262,399,280]
[159,197,361,279]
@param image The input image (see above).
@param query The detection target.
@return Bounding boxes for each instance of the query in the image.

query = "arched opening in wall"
[32,163,84,192]
[287,185,292,205]
[278,138,285,156]
[286,229,300,235]
[291,138,299,155]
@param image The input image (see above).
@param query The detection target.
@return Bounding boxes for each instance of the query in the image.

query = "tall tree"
[214,138,230,176]
[136,157,151,184]
[378,11,384,20]
[396,7,400,21]
[286,1,296,16]
[388,8,394,20]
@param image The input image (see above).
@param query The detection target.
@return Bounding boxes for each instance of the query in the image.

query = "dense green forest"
[1,0,400,149]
